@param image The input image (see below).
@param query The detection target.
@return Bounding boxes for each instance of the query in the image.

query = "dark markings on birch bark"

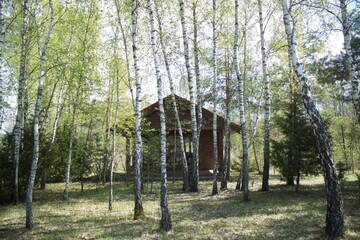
[192,1,203,170]
[13,0,30,204]
[0,0,5,130]
[26,0,54,229]
[109,29,120,211]
[233,0,250,201]
[114,0,135,110]
[132,0,144,219]
[258,0,270,192]
[147,0,172,230]
[282,1,344,237]
[211,0,219,196]
[221,48,231,190]
[178,0,199,192]
[155,1,189,191]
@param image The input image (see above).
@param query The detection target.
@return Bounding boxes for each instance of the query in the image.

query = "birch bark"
[192,1,203,162]
[282,0,344,237]
[109,30,120,211]
[13,0,30,204]
[258,0,270,192]
[178,0,199,192]
[211,0,219,196]
[154,1,189,191]
[148,0,172,230]
[339,0,360,123]
[131,0,144,219]
[0,0,5,130]
[234,0,250,201]
[26,0,54,229]
[221,50,231,189]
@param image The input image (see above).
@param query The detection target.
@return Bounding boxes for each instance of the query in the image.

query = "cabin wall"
[198,130,223,171]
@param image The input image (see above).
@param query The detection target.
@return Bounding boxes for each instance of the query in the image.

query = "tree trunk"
[221,50,231,190]
[148,0,172,230]
[339,0,360,123]
[64,105,76,201]
[173,129,176,184]
[178,0,199,192]
[125,137,131,186]
[282,1,344,237]
[0,0,5,130]
[26,0,54,228]
[131,0,144,220]
[234,0,250,201]
[211,0,219,196]
[258,0,270,192]
[114,0,135,109]
[295,170,300,193]
[13,0,30,204]
[192,0,203,172]
[102,76,112,185]
[109,30,120,211]
[154,1,189,191]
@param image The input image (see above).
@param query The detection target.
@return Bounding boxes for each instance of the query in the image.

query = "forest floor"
[0,174,359,240]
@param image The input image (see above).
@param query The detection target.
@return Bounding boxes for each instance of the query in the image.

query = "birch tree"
[258,0,271,192]
[211,0,219,196]
[131,0,144,219]
[221,49,231,190]
[114,0,135,109]
[64,1,96,200]
[0,0,4,130]
[109,30,120,211]
[26,0,54,229]
[178,0,199,192]
[234,0,250,201]
[339,0,360,123]
[192,0,203,154]
[64,103,77,201]
[13,0,30,204]
[282,0,344,237]
[147,0,172,230]
[154,1,189,191]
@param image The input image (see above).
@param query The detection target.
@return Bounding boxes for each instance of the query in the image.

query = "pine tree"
[272,91,320,191]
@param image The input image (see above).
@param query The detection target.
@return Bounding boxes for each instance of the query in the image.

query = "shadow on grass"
[0,178,359,240]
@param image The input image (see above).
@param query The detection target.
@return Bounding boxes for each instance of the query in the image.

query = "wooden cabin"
[141,94,240,173]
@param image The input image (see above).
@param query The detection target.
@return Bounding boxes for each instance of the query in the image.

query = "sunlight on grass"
[0,175,359,239]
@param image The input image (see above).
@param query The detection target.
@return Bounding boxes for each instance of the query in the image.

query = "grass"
[0,174,359,240]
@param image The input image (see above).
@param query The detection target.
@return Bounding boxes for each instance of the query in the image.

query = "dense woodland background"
[0,0,359,239]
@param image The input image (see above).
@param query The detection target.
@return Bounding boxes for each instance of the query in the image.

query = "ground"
[0,174,359,240]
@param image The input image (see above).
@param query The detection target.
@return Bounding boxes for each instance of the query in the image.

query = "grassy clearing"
[0,175,359,240]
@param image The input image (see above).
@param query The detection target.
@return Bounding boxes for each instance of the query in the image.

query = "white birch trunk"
[258,0,270,192]
[131,0,144,219]
[234,0,250,201]
[154,1,189,191]
[114,0,135,109]
[64,104,76,201]
[25,0,54,228]
[339,0,360,122]
[282,0,344,237]
[148,0,172,230]
[13,0,30,204]
[0,0,5,130]
[211,0,219,196]
[221,50,231,189]
[192,1,203,161]
[178,0,199,192]
[109,30,120,211]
